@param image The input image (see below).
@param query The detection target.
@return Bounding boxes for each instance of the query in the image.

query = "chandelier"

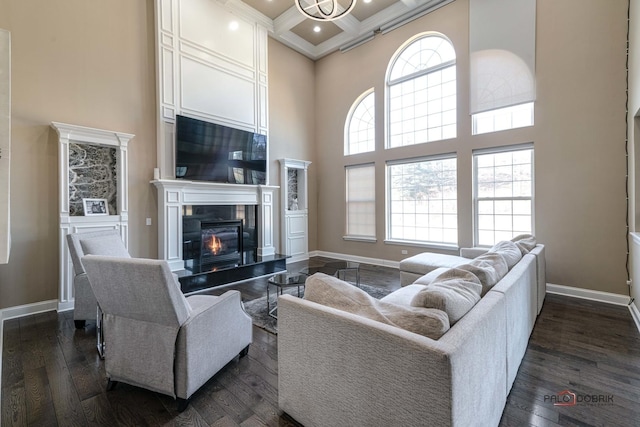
[296,0,357,22]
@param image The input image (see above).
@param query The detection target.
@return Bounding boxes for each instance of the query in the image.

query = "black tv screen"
[175,115,267,185]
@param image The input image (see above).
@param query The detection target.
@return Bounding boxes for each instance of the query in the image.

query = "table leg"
[96,305,105,359]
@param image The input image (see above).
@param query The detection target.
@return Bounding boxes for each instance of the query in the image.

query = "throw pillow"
[304,273,450,339]
[511,234,537,255]
[413,267,450,286]
[488,240,522,269]
[410,278,481,325]
[410,267,483,324]
[457,253,509,295]
[380,284,428,306]
[80,235,131,259]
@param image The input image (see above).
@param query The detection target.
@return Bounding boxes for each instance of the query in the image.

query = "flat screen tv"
[175,115,267,185]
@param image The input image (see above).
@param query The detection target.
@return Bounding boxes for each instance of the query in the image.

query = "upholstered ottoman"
[399,253,469,286]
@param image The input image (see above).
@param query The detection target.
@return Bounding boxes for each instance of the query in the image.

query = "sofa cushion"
[80,235,131,259]
[399,252,469,275]
[410,268,482,324]
[413,267,450,286]
[511,234,537,255]
[304,273,450,339]
[380,284,427,306]
[488,240,522,269]
[457,253,509,295]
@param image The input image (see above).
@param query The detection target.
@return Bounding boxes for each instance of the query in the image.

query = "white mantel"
[153,179,277,271]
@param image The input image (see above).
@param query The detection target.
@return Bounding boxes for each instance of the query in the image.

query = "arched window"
[387,34,456,148]
[345,89,375,155]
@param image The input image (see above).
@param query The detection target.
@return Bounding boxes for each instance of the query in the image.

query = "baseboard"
[546,283,631,306]
[630,301,640,334]
[310,250,400,269]
[1,299,59,322]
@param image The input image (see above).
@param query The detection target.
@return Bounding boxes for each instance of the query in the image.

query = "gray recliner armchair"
[82,255,253,411]
[66,230,131,329]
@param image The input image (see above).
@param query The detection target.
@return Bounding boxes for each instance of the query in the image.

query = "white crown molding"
[215,0,274,32]
[221,0,452,61]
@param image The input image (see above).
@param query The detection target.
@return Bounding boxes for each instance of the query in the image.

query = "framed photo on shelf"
[83,198,109,216]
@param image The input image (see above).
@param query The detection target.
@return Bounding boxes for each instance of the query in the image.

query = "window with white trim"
[387,34,456,149]
[345,164,376,239]
[345,90,375,155]
[472,102,534,135]
[387,156,457,245]
[474,145,533,246]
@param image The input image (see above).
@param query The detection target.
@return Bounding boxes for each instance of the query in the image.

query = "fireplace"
[153,179,286,293]
[182,204,258,273]
[200,220,244,266]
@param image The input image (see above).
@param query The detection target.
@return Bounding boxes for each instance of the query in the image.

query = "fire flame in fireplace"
[208,235,223,255]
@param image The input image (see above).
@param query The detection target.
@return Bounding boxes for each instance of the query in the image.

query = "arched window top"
[345,89,375,155]
[388,34,456,83]
[386,33,457,148]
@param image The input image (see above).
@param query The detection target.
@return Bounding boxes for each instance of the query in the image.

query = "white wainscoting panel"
[155,0,269,180]
[180,57,256,127]
[178,0,255,68]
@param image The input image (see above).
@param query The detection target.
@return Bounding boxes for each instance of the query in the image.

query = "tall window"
[387,34,456,149]
[345,164,376,239]
[345,90,375,155]
[387,156,457,245]
[474,145,533,246]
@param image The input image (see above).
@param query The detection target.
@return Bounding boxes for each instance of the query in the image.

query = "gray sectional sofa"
[278,241,546,427]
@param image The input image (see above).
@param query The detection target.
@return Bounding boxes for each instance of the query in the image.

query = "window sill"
[384,239,459,252]
[343,236,377,243]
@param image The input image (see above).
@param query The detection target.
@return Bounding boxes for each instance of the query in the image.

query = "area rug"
[242,283,392,335]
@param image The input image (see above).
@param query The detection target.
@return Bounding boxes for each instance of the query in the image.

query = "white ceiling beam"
[400,0,419,7]
[273,6,307,36]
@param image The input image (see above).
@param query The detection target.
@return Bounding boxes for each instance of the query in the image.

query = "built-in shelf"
[52,122,133,312]
[279,159,311,263]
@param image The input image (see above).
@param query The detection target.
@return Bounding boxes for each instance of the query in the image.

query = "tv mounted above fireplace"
[175,115,267,185]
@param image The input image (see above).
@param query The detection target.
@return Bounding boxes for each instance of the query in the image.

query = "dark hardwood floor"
[2,257,640,426]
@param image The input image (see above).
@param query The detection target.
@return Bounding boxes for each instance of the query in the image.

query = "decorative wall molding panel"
[0,29,10,264]
[152,179,277,271]
[51,122,133,311]
[154,0,269,181]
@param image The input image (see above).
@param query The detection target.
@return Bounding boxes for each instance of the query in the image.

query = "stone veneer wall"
[68,142,117,216]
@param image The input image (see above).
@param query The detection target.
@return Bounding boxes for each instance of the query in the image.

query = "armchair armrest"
[175,291,252,399]
[73,273,98,320]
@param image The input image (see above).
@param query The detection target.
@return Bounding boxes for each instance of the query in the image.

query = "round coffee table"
[267,272,307,319]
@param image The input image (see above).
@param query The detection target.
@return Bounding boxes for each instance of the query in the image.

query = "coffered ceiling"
[222,0,454,60]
